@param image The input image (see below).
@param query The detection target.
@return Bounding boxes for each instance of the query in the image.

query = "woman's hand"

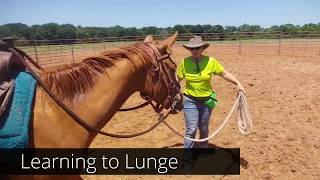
[237,82,246,95]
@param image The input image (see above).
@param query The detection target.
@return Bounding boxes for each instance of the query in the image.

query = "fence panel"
[16,32,320,67]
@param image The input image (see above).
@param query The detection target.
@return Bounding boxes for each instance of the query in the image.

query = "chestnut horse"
[28,32,181,148]
[6,33,182,179]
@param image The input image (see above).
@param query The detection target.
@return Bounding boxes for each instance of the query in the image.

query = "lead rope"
[237,91,253,134]
[163,91,252,142]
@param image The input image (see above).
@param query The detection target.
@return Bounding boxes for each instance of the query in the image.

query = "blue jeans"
[183,95,213,149]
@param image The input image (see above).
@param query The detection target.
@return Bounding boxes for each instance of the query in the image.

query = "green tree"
[141,26,158,35]
[238,24,251,32]
[248,25,262,32]
[278,24,299,33]
[173,24,187,34]
[211,25,224,33]
[301,23,320,32]
[0,23,31,39]
[192,24,204,33]
[58,24,77,39]
[40,23,60,39]
[29,25,45,40]
[1,22,320,40]
[267,25,280,32]
[224,26,238,33]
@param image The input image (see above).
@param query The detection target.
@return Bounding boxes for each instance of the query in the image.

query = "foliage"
[1,23,320,40]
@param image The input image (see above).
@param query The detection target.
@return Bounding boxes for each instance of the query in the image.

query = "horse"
[28,32,182,148]
[1,32,182,179]
[1,32,183,180]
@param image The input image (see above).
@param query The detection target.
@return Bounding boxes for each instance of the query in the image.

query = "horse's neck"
[32,59,146,148]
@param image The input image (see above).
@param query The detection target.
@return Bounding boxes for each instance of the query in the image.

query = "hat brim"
[183,43,209,49]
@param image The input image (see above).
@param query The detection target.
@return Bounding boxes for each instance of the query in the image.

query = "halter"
[5,41,182,138]
[135,43,181,113]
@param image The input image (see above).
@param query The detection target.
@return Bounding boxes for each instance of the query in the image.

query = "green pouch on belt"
[203,91,218,109]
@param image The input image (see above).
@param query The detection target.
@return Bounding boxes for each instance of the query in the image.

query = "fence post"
[251,39,254,54]
[60,42,64,64]
[238,34,242,55]
[304,40,308,58]
[48,43,52,64]
[202,33,206,41]
[94,39,97,56]
[71,44,75,63]
[102,38,106,50]
[318,42,320,59]
[278,33,282,55]
[33,41,39,63]
[291,37,294,56]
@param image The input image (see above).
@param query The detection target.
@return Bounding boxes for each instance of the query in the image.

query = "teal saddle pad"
[0,71,36,148]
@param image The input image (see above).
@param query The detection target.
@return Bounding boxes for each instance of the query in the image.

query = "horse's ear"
[144,35,153,43]
[158,31,178,52]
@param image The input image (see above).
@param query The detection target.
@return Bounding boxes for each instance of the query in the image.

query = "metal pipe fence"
[16,32,320,67]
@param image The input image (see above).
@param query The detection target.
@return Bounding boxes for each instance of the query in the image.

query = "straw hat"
[183,36,209,49]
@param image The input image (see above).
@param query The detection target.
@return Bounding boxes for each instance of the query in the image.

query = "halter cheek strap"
[138,43,181,113]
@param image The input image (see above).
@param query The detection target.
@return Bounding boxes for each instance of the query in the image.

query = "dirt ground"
[75,45,320,180]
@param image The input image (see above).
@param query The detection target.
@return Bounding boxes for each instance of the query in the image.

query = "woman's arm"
[219,70,246,94]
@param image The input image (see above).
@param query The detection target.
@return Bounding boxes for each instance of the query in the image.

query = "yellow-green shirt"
[176,56,224,97]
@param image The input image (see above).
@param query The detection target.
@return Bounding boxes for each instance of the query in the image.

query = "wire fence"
[16,32,320,67]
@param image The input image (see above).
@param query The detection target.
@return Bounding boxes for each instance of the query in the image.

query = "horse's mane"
[42,43,157,100]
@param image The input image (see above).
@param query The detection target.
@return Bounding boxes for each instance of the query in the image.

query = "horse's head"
[141,32,183,113]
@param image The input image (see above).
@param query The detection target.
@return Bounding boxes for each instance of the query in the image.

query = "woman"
[176,36,245,148]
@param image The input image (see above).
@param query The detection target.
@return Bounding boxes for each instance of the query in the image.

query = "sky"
[1,0,319,28]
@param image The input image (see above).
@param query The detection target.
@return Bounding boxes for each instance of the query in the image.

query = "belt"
[183,93,210,102]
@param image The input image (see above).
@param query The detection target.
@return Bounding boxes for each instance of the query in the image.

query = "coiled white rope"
[163,91,252,142]
[237,91,253,134]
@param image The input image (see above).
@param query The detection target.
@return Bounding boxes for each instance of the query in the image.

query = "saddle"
[0,38,26,118]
